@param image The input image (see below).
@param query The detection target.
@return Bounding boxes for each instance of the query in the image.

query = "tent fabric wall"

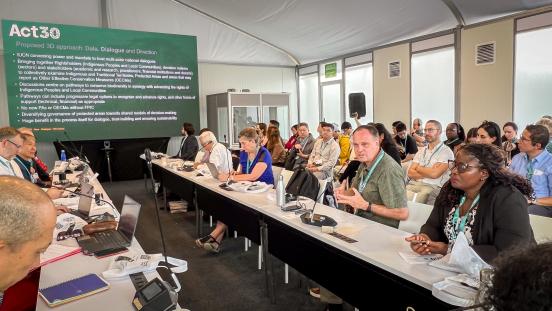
[0,0,102,49]
[107,0,296,66]
[177,0,458,64]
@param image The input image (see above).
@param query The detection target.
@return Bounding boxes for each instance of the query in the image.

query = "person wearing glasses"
[195,128,273,253]
[0,127,24,177]
[0,127,66,202]
[406,144,535,262]
[509,125,552,217]
[195,130,232,173]
[407,120,455,204]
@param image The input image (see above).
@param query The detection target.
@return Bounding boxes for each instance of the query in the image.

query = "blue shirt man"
[509,125,552,217]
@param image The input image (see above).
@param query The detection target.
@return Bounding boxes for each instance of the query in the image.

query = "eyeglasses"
[423,128,438,133]
[6,139,22,149]
[201,141,213,147]
[448,160,481,173]
[519,136,532,143]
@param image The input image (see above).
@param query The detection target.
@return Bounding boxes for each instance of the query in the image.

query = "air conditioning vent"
[476,42,495,65]
[388,61,400,78]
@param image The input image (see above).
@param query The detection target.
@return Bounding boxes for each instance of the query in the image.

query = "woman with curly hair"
[406,143,535,262]
[482,242,552,311]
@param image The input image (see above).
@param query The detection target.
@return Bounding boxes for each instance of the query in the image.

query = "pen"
[410,240,429,245]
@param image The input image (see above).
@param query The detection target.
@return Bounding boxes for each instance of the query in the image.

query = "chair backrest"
[166,136,183,156]
[398,201,433,234]
[279,169,294,189]
[529,214,552,244]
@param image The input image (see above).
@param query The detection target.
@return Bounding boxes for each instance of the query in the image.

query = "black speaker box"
[348,93,366,118]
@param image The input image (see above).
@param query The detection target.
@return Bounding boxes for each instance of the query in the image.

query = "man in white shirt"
[307,122,340,180]
[407,120,454,204]
[0,127,23,177]
[197,131,232,174]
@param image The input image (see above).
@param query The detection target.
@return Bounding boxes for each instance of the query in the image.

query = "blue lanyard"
[358,149,385,193]
[14,157,32,178]
[422,142,444,166]
[246,149,261,174]
[526,158,534,181]
[451,194,480,240]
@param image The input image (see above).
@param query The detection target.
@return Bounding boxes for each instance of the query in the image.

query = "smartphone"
[94,247,128,259]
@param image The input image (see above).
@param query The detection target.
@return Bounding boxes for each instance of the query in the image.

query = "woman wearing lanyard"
[195,128,274,253]
[406,144,535,262]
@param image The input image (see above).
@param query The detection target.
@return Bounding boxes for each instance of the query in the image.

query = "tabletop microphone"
[51,185,118,217]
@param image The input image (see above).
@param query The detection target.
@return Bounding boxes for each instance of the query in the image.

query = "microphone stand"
[51,185,119,219]
[64,131,90,164]
[144,148,170,265]
[56,139,77,159]
[300,183,337,227]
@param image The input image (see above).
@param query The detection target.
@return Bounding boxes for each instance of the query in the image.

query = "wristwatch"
[366,201,372,213]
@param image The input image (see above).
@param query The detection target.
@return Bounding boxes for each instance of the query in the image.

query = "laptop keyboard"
[94,231,127,248]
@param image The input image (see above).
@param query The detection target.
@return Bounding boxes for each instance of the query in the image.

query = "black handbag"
[284,148,297,171]
[285,168,320,201]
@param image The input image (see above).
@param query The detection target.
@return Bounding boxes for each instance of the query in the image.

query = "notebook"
[39,273,109,307]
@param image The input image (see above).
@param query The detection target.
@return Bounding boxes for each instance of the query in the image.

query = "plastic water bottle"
[60,150,67,161]
[276,174,285,208]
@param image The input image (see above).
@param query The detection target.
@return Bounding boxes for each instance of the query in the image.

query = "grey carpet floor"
[102,179,351,311]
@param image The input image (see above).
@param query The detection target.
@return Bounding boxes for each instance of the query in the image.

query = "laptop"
[205,162,220,179]
[77,195,141,253]
[69,183,94,220]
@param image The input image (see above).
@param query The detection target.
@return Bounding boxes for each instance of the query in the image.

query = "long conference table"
[153,159,456,310]
[36,169,185,311]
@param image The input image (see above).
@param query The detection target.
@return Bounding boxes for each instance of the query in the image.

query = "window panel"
[299,73,320,132]
[345,63,373,125]
[411,47,455,138]
[322,83,342,125]
[514,27,552,129]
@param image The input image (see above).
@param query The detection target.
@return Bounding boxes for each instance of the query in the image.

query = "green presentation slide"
[2,20,199,141]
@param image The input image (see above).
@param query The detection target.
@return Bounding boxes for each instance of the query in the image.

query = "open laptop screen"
[118,195,141,242]
[77,183,94,216]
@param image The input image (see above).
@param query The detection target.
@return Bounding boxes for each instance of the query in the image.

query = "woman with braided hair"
[406,143,535,262]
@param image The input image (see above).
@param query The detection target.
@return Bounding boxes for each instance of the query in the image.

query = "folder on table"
[39,273,109,307]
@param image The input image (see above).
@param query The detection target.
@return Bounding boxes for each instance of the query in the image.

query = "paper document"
[39,244,81,267]
[398,251,442,264]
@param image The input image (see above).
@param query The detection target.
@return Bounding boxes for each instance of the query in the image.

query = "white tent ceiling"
[1,0,552,66]
[174,0,552,65]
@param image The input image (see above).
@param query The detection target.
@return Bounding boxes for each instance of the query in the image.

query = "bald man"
[0,176,57,297]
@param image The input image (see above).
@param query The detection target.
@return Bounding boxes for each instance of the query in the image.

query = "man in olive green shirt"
[336,125,408,228]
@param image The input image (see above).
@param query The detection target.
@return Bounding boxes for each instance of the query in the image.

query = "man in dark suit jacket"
[177,122,199,160]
